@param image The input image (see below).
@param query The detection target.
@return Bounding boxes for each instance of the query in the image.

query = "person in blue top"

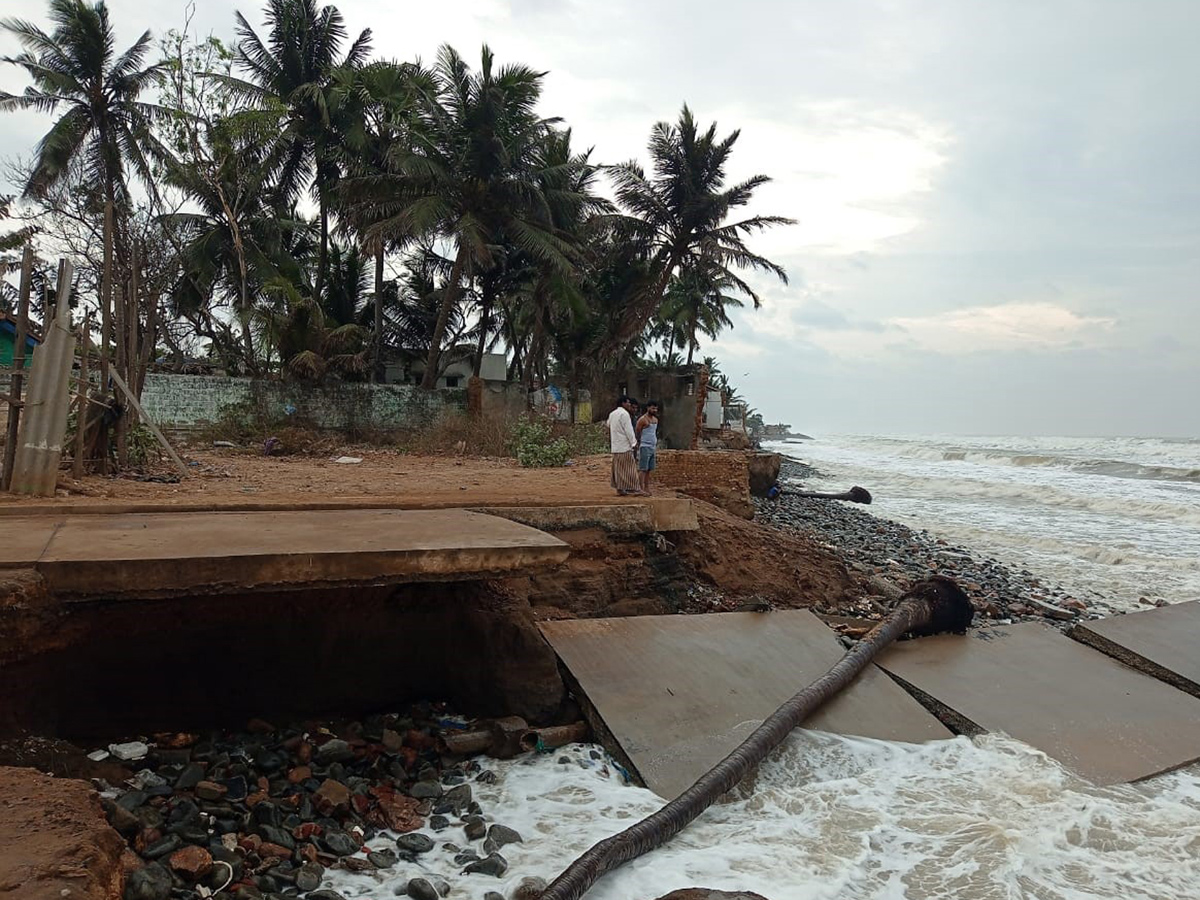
[635,400,660,495]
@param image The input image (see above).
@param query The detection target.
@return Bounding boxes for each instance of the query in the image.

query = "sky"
[3,0,1198,437]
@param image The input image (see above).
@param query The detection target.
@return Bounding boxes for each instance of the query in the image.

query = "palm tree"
[660,261,749,366]
[159,111,297,372]
[332,59,428,380]
[348,44,575,390]
[608,105,794,357]
[2,0,164,383]
[225,0,371,306]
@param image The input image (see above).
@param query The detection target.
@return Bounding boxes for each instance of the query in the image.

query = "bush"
[509,417,571,467]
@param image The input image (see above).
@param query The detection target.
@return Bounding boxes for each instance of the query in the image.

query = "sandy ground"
[0,449,642,511]
[0,765,130,900]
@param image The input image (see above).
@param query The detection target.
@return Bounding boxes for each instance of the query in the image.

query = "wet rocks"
[406,877,441,900]
[463,851,508,877]
[396,832,435,854]
[463,815,487,841]
[486,823,522,849]
[102,704,544,900]
[757,459,1094,627]
[123,863,172,900]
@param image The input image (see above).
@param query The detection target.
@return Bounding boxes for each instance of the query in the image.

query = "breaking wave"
[764,433,1200,609]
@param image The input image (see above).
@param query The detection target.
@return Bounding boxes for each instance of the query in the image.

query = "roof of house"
[0,311,41,347]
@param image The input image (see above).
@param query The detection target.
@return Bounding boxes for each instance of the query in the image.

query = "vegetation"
[1,0,792,411]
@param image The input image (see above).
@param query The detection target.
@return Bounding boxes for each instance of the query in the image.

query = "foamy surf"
[323,734,1200,900]
[765,434,1200,609]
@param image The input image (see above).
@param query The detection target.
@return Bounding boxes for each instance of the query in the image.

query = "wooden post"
[127,242,139,424]
[73,314,91,480]
[1,246,33,491]
[107,368,188,477]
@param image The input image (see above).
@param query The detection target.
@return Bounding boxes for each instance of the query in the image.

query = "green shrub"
[509,417,571,467]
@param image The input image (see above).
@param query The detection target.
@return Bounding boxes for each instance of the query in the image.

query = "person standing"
[635,400,660,495]
[607,395,643,496]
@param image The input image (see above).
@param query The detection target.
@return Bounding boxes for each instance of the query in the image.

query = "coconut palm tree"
[348,44,575,390]
[608,105,794,356]
[660,261,749,366]
[332,59,429,380]
[224,0,372,306]
[1,0,164,380]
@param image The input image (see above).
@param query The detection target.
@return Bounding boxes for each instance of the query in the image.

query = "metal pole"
[1,246,33,491]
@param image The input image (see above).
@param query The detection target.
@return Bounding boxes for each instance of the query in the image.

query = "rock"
[369,848,399,869]
[653,892,772,900]
[484,894,505,900]
[382,728,405,752]
[409,780,442,800]
[512,876,548,900]
[123,862,173,900]
[322,828,359,857]
[429,814,450,831]
[106,801,141,835]
[463,815,487,841]
[434,880,451,897]
[374,788,424,832]
[141,833,182,859]
[395,832,435,854]
[453,850,481,866]
[288,765,313,784]
[259,841,293,859]
[308,892,348,900]
[168,844,213,880]
[444,783,472,810]
[486,823,522,849]
[406,877,440,900]
[316,739,355,764]
[295,861,324,891]
[463,852,508,877]
[256,824,296,850]
[194,780,228,801]
[475,769,497,784]
[314,778,352,814]
[109,740,150,761]
[174,763,206,790]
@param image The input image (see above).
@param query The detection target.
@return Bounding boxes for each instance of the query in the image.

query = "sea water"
[764,434,1200,611]
[326,735,1200,900]
[324,434,1200,900]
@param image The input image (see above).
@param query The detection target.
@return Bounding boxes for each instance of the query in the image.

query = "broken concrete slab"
[5,508,569,600]
[877,620,1200,784]
[474,499,698,535]
[1070,601,1200,698]
[539,610,950,801]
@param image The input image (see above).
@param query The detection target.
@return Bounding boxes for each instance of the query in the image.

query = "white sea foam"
[323,735,1200,900]
[765,434,1200,609]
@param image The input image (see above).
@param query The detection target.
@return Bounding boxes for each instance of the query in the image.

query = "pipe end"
[904,576,974,636]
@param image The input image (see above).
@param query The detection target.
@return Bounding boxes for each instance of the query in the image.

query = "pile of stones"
[757,459,1095,625]
[102,704,531,900]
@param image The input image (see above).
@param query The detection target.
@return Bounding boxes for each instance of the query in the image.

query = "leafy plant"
[509,417,570,468]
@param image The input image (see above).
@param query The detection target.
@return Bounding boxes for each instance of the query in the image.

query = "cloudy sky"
[4,0,1198,436]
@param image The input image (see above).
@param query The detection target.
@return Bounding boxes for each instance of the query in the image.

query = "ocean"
[326,434,1200,900]
[764,434,1200,612]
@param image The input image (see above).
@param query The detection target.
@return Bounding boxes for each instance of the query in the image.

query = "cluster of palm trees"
[2,0,792,400]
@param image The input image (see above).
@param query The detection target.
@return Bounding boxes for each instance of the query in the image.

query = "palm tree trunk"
[420,246,468,390]
[539,578,973,900]
[373,246,385,382]
[314,190,329,307]
[687,311,697,367]
[473,274,495,378]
